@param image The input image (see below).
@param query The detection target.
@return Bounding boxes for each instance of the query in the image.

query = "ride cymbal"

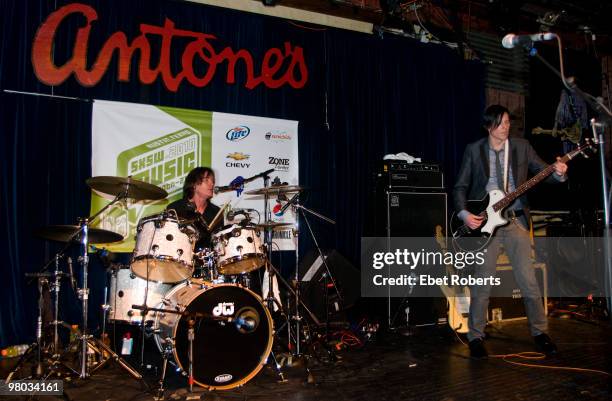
[34,225,124,244]
[254,221,294,230]
[244,185,306,196]
[87,176,167,200]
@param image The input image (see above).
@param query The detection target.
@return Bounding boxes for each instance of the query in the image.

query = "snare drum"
[212,224,265,275]
[131,213,198,283]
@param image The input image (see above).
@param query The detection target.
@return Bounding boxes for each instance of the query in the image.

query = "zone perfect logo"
[268,156,290,172]
[226,126,250,141]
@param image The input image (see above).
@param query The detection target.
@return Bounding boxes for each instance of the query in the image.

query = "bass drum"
[155,283,273,390]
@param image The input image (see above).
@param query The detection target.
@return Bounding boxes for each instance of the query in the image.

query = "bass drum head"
[171,284,273,390]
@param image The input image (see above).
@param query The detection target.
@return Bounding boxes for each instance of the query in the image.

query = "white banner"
[91,100,298,252]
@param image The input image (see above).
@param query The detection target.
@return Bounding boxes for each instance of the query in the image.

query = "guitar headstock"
[578,138,597,159]
[566,138,597,161]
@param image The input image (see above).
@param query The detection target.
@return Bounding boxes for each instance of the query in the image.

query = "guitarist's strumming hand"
[464,213,484,230]
[553,157,568,177]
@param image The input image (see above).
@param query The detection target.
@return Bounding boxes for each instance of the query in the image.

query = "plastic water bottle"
[1,344,30,358]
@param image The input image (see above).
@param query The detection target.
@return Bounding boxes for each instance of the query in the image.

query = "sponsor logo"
[265,131,292,141]
[225,161,251,168]
[213,302,235,316]
[273,202,284,217]
[268,156,290,172]
[214,374,233,383]
[226,152,250,161]
[272,230,293,240]
[226,126,250,141]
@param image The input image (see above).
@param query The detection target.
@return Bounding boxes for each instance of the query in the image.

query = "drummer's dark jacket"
[166,198,220,250]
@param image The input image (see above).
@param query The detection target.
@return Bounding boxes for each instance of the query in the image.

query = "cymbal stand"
[290,201,339,358]
[5,275,48,382]
[187,318,195,393]
[72,186,140,379]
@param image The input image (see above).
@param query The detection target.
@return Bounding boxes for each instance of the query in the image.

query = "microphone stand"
[284,196,340,361]
[527,35,612,315]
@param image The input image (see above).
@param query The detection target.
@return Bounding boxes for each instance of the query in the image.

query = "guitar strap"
[503,139,509,192]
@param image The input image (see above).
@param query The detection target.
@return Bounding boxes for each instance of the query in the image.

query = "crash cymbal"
[34,225,124,244]
[87,176,167,200]
[254,221,294,230]
[244,185,306,196]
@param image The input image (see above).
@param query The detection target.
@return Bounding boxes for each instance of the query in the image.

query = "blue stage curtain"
[0,0,484,346]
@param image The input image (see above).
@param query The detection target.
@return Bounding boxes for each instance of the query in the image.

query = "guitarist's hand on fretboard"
[553,157,568,177]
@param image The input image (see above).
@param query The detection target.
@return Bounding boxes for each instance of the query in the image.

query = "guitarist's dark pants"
[467,220,548,341]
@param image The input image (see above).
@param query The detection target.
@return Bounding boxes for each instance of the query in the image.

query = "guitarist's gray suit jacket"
[453,137,562,224]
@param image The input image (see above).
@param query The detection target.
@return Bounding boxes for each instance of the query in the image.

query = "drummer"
[166,167,220,249]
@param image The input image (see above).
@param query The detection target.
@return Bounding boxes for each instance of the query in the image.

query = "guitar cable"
[451,326,611,377]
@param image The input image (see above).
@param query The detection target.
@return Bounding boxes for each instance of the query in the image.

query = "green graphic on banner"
[91,108,212,252]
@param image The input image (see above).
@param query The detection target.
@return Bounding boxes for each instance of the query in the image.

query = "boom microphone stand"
[526,35,612,314]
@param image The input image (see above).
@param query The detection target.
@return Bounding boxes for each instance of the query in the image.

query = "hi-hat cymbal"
[87,176,167,200]
[34,225,124,244]
[245,185,306,196]
[254,221,294,230]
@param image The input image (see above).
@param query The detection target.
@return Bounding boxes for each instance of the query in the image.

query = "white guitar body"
[479,189,508,235]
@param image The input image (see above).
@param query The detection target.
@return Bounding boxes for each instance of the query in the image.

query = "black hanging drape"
[0,0,485,347]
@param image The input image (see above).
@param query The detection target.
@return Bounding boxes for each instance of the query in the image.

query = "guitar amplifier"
[488,263,548,322]
[378,161,444,190]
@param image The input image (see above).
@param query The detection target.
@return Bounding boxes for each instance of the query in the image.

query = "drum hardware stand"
[71,184,143,380]
[156,344,172,401]
[187,318,196,393]
[289,199,340,362]
[5,274,49,382]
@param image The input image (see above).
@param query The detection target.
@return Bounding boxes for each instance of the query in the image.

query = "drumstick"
[208,202,230,232]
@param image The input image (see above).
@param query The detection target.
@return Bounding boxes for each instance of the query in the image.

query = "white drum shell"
[109,269,173,324]
[212,224,264,275]
[131,214,198,283]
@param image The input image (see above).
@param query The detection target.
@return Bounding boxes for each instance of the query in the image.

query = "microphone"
[501,32,556,49]
[233,307,259,333]
[67,256,76,290]
[214,178,244,194]
[227,208,256,220]
[214,169,277,194]
[234,317,256,332]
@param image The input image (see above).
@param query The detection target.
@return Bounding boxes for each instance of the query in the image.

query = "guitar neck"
[492,152,575,212]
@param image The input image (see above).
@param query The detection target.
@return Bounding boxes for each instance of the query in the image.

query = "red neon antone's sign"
[32,3,308,92]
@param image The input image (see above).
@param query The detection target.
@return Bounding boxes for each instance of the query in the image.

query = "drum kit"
[10,170,339,398]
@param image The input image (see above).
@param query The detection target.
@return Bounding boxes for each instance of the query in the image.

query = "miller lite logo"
[226,126,250,141]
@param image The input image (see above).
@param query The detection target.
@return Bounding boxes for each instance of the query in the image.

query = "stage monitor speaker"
[299,250,360,322]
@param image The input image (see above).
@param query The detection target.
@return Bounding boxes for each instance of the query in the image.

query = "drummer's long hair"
[183,167,215,200]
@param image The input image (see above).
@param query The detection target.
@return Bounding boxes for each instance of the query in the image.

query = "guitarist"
[453,105,568,359]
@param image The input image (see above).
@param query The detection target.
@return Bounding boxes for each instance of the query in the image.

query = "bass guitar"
[450,140,594,252]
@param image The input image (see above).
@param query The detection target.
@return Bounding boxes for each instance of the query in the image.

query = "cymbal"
[87,176,167,200]
[254,221,294,230]
[34,225,124,244]
[245,185,306,196]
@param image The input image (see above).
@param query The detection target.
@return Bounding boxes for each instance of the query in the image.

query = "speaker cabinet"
[379,191,449,327]
[386,191,447,238]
